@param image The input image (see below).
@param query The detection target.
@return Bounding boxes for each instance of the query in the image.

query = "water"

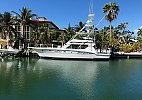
[0,58,142,100]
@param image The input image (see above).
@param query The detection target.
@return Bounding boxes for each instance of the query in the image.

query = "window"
[15,25,21,32]
[67,44,88,49]
[23,25,30,39]
[1,32,6,39]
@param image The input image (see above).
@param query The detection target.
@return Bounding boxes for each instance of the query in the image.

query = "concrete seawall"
[111,52,142,59]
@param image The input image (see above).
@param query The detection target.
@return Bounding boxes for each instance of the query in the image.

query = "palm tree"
[12,7,37,48]
[30,23,57,47]
[117,22,128,32]
[114,22,128,44]
[97,27,110,51]
[137,28,142,50]
[137,28,142,37]
[57,32,66,47]
[0,12,15,48]
[74,21,85,32]
[64,24,75,40]
[102,2,120,45]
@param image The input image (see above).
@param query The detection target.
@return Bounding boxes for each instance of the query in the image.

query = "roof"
[30,17,59,29]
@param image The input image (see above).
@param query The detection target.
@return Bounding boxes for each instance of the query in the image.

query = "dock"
[111,52,142,59]
[1,48,142,59]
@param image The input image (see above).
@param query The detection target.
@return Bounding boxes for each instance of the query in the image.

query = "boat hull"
[34,49,110,60]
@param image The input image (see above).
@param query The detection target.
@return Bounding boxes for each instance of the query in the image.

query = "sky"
[0,0,142,36]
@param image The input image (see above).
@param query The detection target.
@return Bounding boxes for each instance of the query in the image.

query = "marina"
[0,0,142,100]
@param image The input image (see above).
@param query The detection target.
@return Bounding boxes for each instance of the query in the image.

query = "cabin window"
[81,45,88,49]
[67,44,88,49]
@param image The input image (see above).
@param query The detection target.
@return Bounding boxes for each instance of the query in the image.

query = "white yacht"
[31,8,111,60]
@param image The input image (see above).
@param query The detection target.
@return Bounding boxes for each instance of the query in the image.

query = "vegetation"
[0,12,15,48]
[102,2,120,45]
[64,24,75,40]
[137,28,142,51]
[12,7,37,48]
[0,2,142,52]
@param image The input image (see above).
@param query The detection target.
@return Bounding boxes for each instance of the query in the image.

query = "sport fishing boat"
[31,7,111,60]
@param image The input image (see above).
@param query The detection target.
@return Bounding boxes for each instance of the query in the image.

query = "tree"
[137,28,142,50]
[0,12,15,48]
[30,27,40,46]
[114,22,128,44]
[12,7,37,48]
[102,2,120,45]
[97,27,110,52]
[64,24,75,40]
[30,24,57,47]
[117,22,128,33]
[74,21,85,32]
[137,28,142,37]
[57,32,67,47]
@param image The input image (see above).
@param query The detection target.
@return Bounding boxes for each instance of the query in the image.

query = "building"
[0,17,66,49]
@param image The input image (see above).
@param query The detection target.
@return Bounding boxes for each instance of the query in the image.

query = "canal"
[0,58,142,100]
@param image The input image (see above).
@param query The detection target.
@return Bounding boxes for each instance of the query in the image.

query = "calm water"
[0,58,142,100]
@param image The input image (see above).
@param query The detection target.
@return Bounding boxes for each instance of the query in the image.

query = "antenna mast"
[89,0,93,14]
[86,0,94,30]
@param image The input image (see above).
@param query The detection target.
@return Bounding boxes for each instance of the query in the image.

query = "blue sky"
[0,0,142,35]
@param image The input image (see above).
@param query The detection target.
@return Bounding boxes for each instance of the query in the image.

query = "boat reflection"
[0,58,109,99]
[36,59,110,99]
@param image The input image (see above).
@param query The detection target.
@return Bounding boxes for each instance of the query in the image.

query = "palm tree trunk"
[21,24,24,37]
[110,22,112,45]
[6,32,9,49]
[21,24,24,48]
[110,22,114,54]
[7,26,10,49]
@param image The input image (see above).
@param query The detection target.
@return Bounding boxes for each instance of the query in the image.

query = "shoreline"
[1,51,142,59]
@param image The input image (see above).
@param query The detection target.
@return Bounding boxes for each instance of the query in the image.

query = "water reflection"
[0,58,142,100]
[0,58,35,95]
[36,59,109,100]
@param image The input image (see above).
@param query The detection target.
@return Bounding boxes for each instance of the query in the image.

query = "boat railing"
[29,43,63,48]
